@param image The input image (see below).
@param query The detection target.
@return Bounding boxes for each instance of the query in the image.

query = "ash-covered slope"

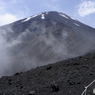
[0,11,95,75]
[0,52,95,95]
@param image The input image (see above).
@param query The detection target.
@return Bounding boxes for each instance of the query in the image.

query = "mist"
[0,31,12,77]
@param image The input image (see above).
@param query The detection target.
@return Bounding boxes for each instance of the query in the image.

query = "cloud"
[0,0,30,26]
[77,1,95,17]
[0,13,19,26]
[0,1,19,26]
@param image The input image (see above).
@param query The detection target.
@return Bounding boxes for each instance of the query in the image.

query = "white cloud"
[77,1,95,17]
[0,13,19,26]
[0,1,19,26]
[0,0,30,26]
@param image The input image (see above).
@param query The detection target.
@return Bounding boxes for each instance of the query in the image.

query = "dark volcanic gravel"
[0,53,95,95]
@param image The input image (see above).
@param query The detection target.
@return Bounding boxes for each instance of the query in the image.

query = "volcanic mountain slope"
[0,11,95,74]
[0,52,95,95]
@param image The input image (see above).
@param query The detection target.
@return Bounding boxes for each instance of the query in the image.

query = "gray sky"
[0,0,95,28]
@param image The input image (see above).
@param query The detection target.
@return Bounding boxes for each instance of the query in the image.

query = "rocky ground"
[0,53,95,95]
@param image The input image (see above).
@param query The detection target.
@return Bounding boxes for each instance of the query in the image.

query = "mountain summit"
[0,11,95,75]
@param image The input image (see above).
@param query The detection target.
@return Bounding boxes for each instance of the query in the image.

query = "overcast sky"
[0,0,95,28]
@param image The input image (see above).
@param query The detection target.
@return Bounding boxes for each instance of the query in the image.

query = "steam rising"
[0,32,12,76]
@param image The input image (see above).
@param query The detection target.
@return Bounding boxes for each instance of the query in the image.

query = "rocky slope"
[0,52,95,95]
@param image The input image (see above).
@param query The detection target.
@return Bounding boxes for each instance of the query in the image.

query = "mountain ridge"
[1,11,95,29]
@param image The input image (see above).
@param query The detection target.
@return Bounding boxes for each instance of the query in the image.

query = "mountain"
[0,11,95,75]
